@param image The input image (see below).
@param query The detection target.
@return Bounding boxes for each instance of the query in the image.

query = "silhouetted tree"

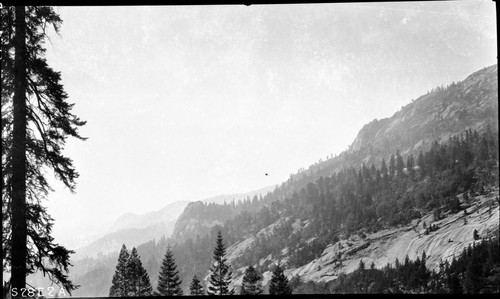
[128,247,153,296]
[240,265,263,295]
[269,263,292,295]
[358,259,365,271]
[207,231,234,295]
[473,229,480,240]
[157,245,183,296]
[2,5,86,294]
[109,245,131,297]
[189,275,205,296]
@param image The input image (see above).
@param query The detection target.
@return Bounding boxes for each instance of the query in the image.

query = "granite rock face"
[349,65,497,160]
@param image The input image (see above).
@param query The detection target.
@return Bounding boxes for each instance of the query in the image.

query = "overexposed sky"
[42,1,497,244]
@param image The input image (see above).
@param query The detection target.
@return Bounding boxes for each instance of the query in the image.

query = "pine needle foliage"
[207,231,234,295]
[240,265,263,295]
[2,5,86,294]
[189,275,205,296]
[109,245,131,297]
[109,245,153,297]
[269,263,292,295]
[157,245,183,296]
[128,247,153,296]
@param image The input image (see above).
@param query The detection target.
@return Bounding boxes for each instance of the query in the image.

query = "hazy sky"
[42,1,497,244]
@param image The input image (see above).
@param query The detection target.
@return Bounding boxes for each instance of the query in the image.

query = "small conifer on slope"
[157,245,183,296]
[240,265,263,295]
[207,231,234,295]
[109,244,131,297]
[110,245,153,296]
[189,275,205,295]
[269,263,292,295]
[128,247,153,296]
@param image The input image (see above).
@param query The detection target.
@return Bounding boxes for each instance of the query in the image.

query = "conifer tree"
[268,263,292,295]
[189,275,205,296]
[407,154,415,180]
[396,150,405,178]
[417,151,426,177]
[2,6,86,294]
[358,259,365,271]
[109,245,131,297]
[240,265,263,295]
[381,158,389,187]
[389,154,396,178]
[207,231,234,295]
[128,247,153,296]
[473,229,480,240]
[157,245,183,296]
[370,163,377,178]
[417,251,429,285]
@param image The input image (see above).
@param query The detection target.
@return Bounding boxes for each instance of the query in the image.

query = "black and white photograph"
[1,1,498,296]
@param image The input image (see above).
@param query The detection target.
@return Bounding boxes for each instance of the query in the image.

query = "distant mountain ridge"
[72,186,279,259]
[108,200,190,233]
[74,201,190,259]
[74,221,176,259]
[201,184,277,205]
[170,185,278,242]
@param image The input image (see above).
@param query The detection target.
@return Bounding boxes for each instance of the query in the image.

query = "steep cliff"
[172,201,238,242]
[348,65,497,159]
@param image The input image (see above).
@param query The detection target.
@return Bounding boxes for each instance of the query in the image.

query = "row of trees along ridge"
[109,231,293,296]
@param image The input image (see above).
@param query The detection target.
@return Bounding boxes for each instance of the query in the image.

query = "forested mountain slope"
[172,201,237,243]
[348,64,497,157]
[165,64,498,293]
[172,64,498,242]
[227,188,499,288]
[201,184,277,205]
[288,64,497,197]
[64,64,498,296]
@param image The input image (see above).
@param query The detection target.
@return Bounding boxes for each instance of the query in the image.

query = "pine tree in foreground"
[207,231,234,295]
[189,275,205,296]
[240,265,263,295]
[269,263,292,295]
[3,5,86,294]
[128,247,153,296]
[157,245,183,296]
[109,244,131,297]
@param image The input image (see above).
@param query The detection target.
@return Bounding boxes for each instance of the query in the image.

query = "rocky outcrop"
[172,201,237,242]
[348,64,497,160]
[226,188,499,286]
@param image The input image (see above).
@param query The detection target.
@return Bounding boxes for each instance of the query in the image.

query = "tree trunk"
[11,5,27,295]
